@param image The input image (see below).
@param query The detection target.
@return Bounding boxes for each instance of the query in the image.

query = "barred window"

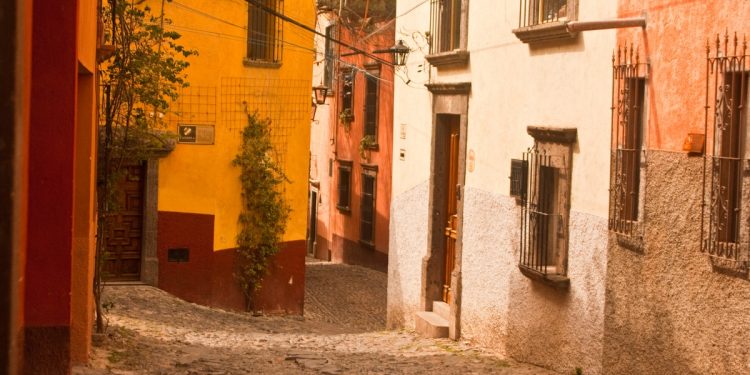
[609,46,647,236]
[341,69,355,113]
[364,69,380,139]
[324,25,335,89]
[360,167,377,245]
[702,33,750,269]
[247,0,283,64]
[429,0,462,54]
[519,149,561,276]
[519,0,569,28]
[337,161,352,211]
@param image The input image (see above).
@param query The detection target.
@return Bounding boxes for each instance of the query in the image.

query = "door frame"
[307,186,319,255]
[421,82,470,340]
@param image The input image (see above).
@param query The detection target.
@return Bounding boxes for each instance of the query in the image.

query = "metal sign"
[178,124,214,145]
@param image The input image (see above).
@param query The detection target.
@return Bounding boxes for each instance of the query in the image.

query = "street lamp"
[390,40,410,66]
[313,84,329,105]
[373,39,410,66]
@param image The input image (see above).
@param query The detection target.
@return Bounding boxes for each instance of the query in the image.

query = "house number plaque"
[178,124,214,145]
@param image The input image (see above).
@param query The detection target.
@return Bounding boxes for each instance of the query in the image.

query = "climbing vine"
[233,111,291,310]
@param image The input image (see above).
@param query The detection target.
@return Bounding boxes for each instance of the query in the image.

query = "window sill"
[425,49,470,69]
[243,58,282,69]
[614,232,644,254]
[512,21,577,44]
[518,265,570,289]
[336,205,351,214]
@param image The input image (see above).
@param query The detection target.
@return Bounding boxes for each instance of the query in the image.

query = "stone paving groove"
[74,258,555,374]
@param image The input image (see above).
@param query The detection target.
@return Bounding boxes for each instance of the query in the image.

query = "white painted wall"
[389,0,618,372]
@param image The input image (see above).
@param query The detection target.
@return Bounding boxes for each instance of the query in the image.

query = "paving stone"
[72,258,557,374]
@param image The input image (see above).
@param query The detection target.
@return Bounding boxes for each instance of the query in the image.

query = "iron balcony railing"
[518,0,567,28]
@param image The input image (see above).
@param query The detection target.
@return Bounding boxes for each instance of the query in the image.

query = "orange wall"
[617,0,750,152]
[329,22,394,257]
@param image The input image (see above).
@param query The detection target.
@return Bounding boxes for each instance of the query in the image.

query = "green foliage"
[339,108,354,131]
[358,135,376,159]
[94,0,195,333]
[233,112,291,309]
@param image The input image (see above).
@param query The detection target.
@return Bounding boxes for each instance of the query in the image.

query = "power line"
[245,0,395,67]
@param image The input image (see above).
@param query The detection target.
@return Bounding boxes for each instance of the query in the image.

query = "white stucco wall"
[389,0,617,373]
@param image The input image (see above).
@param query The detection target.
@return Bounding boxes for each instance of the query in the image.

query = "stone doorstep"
[415,311,449,339]
[432,301,450,321]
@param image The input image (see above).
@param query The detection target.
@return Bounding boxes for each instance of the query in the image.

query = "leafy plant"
[339,108,354,131]
[358,134,376,159]
[233,111,291,310]
[94,0,195,333]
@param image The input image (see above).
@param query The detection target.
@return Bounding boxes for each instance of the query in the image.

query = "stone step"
[415,311,449,338]
[432,301,450,321]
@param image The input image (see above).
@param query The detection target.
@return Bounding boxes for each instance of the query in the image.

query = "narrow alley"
[73,259,554,374]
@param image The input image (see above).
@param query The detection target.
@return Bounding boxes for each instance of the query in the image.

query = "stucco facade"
[389,0,750,373]
[1,0,99,372]
[309,10,395,272]
[146,0,315,313]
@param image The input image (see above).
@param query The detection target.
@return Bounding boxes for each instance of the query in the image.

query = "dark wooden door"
[308,190,318,255]
[104,163,145,281]
[443,117,460,303]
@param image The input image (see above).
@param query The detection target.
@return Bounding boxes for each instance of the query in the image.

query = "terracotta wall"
[601,1,750,373]
[324,20,394,271]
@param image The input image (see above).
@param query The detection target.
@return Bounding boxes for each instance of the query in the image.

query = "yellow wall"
[154,0,315,249]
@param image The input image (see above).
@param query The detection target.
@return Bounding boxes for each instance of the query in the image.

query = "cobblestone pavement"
[74,258,556,374]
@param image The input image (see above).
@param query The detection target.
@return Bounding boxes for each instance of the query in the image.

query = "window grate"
[247,0,284,63]
[360,170,376,244]
[429,0,462,54]
[519,148,562,276]
[609,45,646,236]
[518,0,568,28]
[337,162,352,211]
[364,70,379,138]
[701,32,750,270]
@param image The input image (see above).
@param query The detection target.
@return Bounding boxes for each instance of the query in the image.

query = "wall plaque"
[178,124,214,145]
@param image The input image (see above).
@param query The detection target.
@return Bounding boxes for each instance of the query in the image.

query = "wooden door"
[308,190,318,255]
[443,117,460,303]
[104,163,145,281]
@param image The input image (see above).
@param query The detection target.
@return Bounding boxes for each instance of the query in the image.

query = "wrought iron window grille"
[609,45,647,238]
[510,159,528,201]
[337,161,352,211]
[518,0,569,28]
[429,0,462,55]
[701,32,750,273]
[360,168,377,245]
[519,147,565,277]
[246,0,284,64]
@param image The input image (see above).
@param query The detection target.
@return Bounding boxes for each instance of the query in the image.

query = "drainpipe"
[566,16,646,33]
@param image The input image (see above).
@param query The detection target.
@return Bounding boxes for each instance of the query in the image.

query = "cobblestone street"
[73,258,555,374]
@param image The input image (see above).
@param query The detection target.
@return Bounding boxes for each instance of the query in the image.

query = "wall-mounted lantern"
[390,40,410,66]
[313,84,329,105]
[311,99,318,121]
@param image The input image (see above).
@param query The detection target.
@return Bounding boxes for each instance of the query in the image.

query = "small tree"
[95,0,195,332]
[233,112,291,310]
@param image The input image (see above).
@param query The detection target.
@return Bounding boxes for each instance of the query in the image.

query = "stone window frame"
[517,126,576,289]
[512,0,579,44]
[425,0,470,69]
